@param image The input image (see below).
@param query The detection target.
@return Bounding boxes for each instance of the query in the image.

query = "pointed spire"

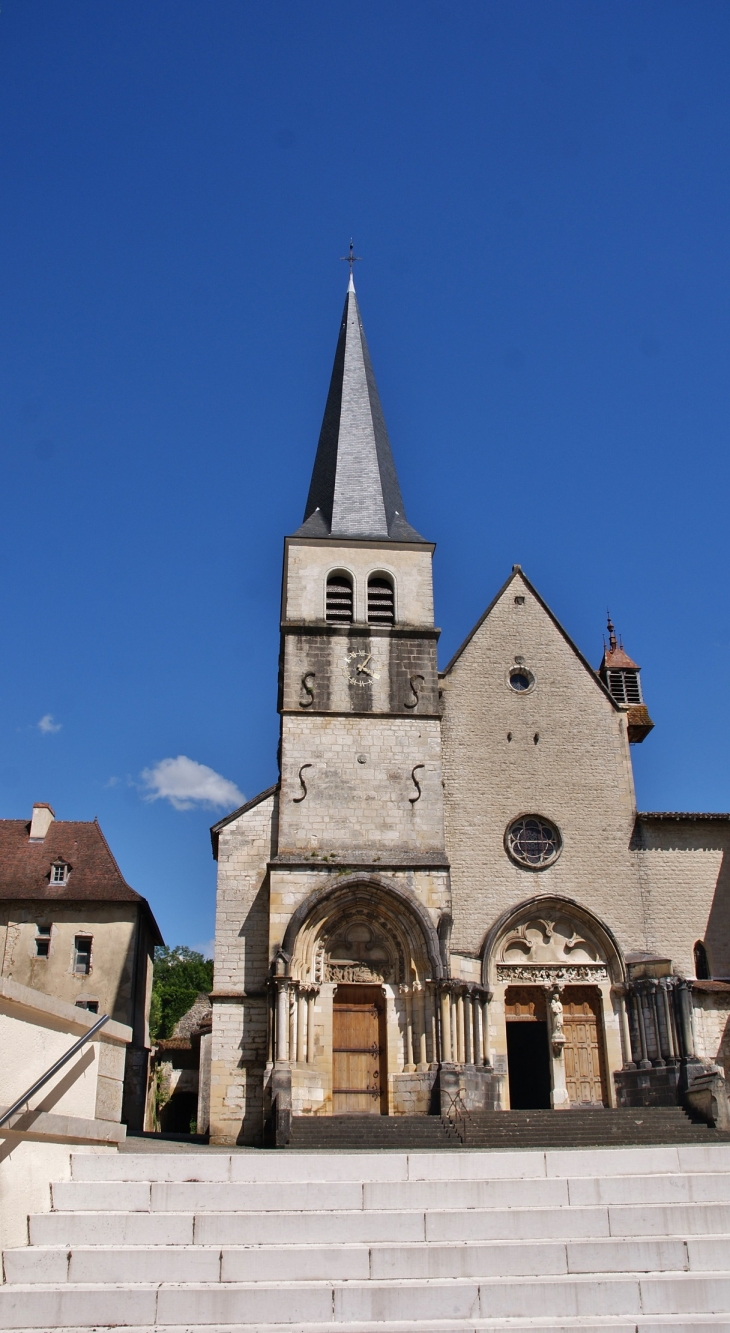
[294,275,424,542]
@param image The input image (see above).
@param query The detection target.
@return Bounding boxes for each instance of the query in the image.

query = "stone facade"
[209,282,730,1144]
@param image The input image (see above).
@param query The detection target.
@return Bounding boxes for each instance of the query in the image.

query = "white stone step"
[28,1199,730,1247]
[50,1171,730,1216]
[3,1321,730,1333]
[66,1143,730,1184]
[4,1274,730,1328]
[9,1234,726,1284]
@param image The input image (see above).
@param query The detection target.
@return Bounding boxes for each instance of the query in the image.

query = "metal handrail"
[0,1013,109,1130]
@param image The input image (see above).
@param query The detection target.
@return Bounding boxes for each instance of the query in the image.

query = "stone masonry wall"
[441,571,646,961]
[279,715,444,856]
[633,820,730,979]
[283,539,434,626]
[210,792,276,1144]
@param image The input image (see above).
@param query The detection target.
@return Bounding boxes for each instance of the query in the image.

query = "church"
[208,271,730,1146]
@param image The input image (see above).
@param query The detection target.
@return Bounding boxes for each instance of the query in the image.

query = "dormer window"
[606,669,642,706]
[325,573,353,624]
[367,574,395,625]
[51,861,69,885]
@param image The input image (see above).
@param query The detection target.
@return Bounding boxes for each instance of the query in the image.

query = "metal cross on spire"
[340,239,362,278]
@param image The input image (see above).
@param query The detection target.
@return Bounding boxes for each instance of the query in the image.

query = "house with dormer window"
[0,802,163,1128]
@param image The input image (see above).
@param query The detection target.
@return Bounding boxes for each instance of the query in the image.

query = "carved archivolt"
[287,882,434,987]
[482,896,625,988]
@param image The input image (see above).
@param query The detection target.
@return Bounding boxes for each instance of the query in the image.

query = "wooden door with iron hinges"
[562,986,608,1107]
[332,986,385,1114]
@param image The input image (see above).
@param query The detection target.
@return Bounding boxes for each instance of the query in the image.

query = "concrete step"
[4,1274,730,1327]
[7,1234,730,1285]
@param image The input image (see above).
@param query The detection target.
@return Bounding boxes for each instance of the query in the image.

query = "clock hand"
[356,654,373,674]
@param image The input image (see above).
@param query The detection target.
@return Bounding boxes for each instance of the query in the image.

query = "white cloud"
[140,755,244,812]
[37,714,62,734]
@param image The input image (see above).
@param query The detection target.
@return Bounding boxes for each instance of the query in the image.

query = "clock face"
[345,648,381,687]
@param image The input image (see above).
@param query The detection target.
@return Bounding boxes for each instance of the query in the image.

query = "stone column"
[659,981,677,1063]
[649,983,665,1067]
[296,988,307,1064]
[289,984,298,1066]
[456,989,465,1064]
[415,984,428,1070]
[676,981,696,1059]
[633,987,652,1069]
[401,985,415,1073]
[450,989,458,1063]
[275,979,289,1063]
[440,987,452,1063]
[428,985,438,1064]
[306,989,317,1064]
[614,986,635,1069]
[464,991,474,1065]
[473,992,483,1067]
[481,993,492,1067]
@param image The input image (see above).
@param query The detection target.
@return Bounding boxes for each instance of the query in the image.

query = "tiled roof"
[0,818,163,941]
[638,812,730,821]
[602,643,639,671]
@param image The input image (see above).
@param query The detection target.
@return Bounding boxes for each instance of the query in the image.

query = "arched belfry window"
[694,940,710,980]
[367,574,395,626]
[325,573,353,624]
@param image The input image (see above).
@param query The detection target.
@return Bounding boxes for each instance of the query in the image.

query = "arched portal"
[277,877,443,1117]
[481,897,626,1110]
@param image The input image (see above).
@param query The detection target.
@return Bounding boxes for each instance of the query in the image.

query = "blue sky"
[2,2,729,954]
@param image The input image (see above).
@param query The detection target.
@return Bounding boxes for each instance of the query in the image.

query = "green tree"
[150,945,213,1042]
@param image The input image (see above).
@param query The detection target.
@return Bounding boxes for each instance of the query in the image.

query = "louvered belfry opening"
[367,575,395,626]
[607,669,642,706]
[325,573,353,624]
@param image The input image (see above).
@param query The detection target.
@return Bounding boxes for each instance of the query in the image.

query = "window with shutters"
[325,573,353,624]
[607,669,642,705]
[367,574,395,626]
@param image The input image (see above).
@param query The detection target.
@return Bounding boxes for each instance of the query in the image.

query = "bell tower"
[275,270,447,874]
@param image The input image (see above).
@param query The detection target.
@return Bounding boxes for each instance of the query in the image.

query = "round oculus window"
[508,668,534,692]
[506,815,562,869]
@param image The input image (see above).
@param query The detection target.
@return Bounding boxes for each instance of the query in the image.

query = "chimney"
[29,803,55,841]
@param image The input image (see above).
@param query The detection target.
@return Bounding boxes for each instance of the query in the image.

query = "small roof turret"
[294,269,424,542]
[600,614,640,673]
[598,613,654,743]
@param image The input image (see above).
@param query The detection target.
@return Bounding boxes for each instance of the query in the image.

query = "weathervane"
[340,239,362,277]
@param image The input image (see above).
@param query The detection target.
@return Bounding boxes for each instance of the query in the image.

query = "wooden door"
[562,987,608,1107]
[332,988,383,1114]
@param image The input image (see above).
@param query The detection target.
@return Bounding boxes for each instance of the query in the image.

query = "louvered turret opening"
[325,574,353,624]
[367,575,395,626]
[607,669,642,706]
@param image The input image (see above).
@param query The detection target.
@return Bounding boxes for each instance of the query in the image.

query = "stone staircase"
[287,1107,728,1150]
[3,1142,730,1329]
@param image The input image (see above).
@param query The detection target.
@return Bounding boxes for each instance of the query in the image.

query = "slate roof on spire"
[294,279,425,541]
